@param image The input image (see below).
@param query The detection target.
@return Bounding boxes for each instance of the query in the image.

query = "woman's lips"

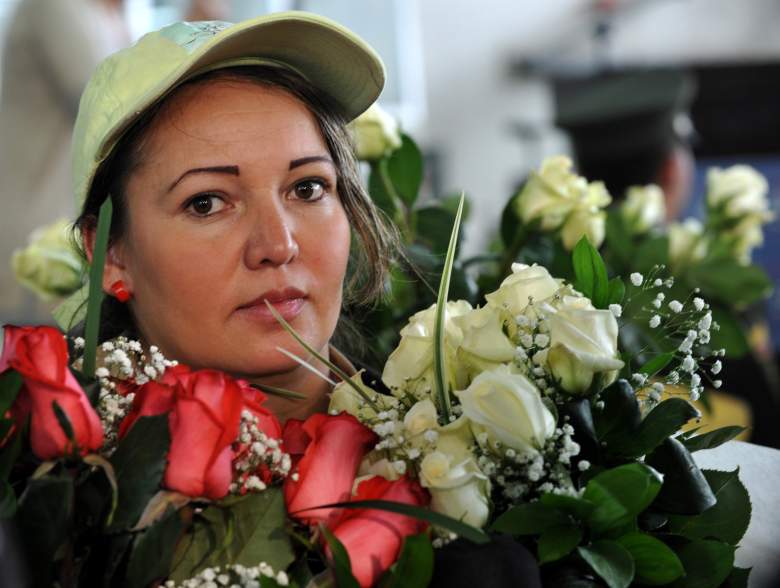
[235,289,307,323]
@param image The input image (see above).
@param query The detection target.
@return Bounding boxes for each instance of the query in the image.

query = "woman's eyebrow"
[289,155,334,170]
[168,165,240,191]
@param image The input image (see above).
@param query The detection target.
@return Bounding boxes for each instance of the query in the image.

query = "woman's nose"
[244,202,299,268]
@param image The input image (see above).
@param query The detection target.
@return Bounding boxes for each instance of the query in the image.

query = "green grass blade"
[433,193,465,422]
[265,302,379,412]
[82,197,113,378]
[250,383,307,401]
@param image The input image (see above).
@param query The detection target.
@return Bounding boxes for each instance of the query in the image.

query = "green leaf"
[368,160,398,218]
[539,493,596,522]
[667,469,751,545]
[634,235,669,274]
[615,532,684,585]
[638,352,674,377]
[607,277,625,306]
[416,205,457,256]
[646,438,717,515]
[708,306,749,358]
[500,192,522,249]
[723,567,751,588]
[433,193,466,422]
[490,502,570,535]
[125,506,184,588]
[109,414,170,530]
[299,498,489,545]
[613,398,700,458]
[0,417,23,481]
[594,380,641,442]
[681,426,745,453]
[582,463,663,535]
[578,540,635,588]
[687,258,772,308]
[386,133,424,206]
[52,399,76,447]
[669,539,734,588]
[572,237,609,308]
[0,370,22,416]
[605,211,635,267]
[83,197,113,377]
[384,533,434,588]
[16,475,74,575]
[559,399,600,462]
[538,524,583,563]
[0,480,16,517]
[321,525,361,588]
[170,488,295,582]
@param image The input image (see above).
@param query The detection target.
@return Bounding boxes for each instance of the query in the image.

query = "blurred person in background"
[554,69,780,448]
[0,0,129,324]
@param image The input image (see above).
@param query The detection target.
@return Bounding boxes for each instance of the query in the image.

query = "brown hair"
[74,65,399,343]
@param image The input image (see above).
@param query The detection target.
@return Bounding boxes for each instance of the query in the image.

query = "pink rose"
[284,413,377,525]
[0,325,103,459]
[329,475,429,587]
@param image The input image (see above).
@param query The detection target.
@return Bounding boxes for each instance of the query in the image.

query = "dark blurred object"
[691,62,780,157]
[429,534,542,588]
[553,68,696,217]
[0,520,28,587]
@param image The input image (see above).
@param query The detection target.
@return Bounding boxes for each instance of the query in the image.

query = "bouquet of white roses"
[324,197,751,587]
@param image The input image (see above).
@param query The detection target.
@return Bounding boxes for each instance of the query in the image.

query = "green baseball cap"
[72,11,385,207]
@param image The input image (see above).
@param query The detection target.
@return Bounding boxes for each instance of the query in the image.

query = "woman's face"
[108,79,351,378]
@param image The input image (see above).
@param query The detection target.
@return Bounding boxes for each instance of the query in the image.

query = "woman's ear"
[81,224,133,295]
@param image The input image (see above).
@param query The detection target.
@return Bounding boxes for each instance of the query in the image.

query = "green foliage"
[681,426,745,453]
[109,415,170,530]
[572,237,609,308]
[646,438,716,515]
[382,533,434,587]
[16,474,74,584]
[686,256,773,309]
[490,502,570,535]
[0,370,22,417]
[578,540,635,588]
[638,352,674,377]
[593,380,641,443]
[125,507,184,588]
[582,464,663,535]
[708,307,750,358]
[433,194,465,421]
[539,493,596,522]
[386,134,424,206]
[667,469,751,545]
[538,524,583,563]
[615,532,684,585]
[170,488,295,583]
[0,480,16,517]
[669,539,735,588]
[321,525,360,588]
[83,197,113,377]
[607,277,625,306]
[611,399,700,459]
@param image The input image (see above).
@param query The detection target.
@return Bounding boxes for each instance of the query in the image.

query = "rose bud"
[0,325,103,460]
[284,413,377,526]
[328,475,429,588]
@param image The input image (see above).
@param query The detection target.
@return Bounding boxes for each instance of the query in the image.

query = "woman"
[73,13,397,423]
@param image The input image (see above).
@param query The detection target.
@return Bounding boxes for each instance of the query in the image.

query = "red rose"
[0,325,103,459]
[284,413,377,525]
[329,475,430,588]
[120,365,283,499]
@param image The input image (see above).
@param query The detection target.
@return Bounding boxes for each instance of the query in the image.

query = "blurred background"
[1,0,779,444]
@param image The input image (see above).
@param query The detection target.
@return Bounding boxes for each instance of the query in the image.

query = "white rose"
[403,399,439,437]
[348,103,402,161]
[726,216,765,264]
[516,156,587,229]
[707,165,772,220]
[454,305,516,377]
[485,263,560,316]
[382,301,472,394]
[455,365,555,453]
[419,417,490,528]
[12,219,84,302]
[560,207,606,250]
[546,296,624,395]
[329,371,398,419]
[668,218,708,271]
[622,185,666,234]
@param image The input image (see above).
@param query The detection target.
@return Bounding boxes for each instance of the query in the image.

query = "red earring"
[109,280,131,303]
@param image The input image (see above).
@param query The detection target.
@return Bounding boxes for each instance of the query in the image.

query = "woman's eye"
[293,179,326,201]
[185,194,226,216]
